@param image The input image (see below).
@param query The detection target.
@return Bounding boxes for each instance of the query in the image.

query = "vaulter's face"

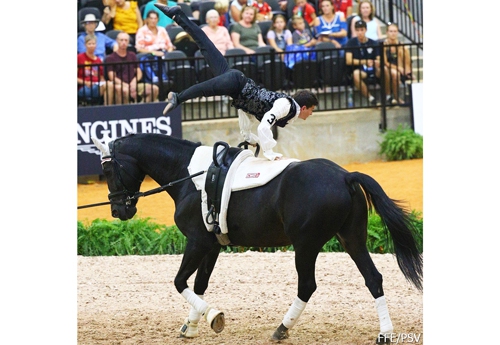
[298,105,315,120]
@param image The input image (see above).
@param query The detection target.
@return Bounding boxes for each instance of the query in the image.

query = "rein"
[77,170,205,209]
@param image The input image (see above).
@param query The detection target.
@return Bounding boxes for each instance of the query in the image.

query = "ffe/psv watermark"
[377,333,422,344]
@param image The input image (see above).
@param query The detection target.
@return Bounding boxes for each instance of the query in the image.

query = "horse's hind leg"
[175,240,225,337]
[337,224,394,340]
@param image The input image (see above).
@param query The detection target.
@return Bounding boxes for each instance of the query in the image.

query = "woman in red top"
[333,0,352,18]
[77,35,113,104]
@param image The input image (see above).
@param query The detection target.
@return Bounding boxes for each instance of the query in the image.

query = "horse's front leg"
[176,240,225,337]
[272,247,318,340]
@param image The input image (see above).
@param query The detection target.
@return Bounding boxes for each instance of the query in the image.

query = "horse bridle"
[77,138,206,210]
[102,142,144,206]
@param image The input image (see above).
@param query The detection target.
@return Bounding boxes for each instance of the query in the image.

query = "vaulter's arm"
[257,98,291,161]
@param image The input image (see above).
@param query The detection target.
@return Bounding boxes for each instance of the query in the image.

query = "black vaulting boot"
[154,4,183,22]
[163,91,179,115]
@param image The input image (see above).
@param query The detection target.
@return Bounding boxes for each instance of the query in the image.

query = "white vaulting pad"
[188,146,299,192]
[187,146,299,233]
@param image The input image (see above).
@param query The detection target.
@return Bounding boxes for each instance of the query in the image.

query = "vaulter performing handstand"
[154,4,318,161]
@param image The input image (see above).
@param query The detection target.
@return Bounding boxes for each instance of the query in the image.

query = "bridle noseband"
[102,143,144,206]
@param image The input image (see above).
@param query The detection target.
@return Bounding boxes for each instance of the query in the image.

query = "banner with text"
[77,103,181,176]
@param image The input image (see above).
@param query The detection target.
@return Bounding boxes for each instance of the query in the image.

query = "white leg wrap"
[375,296,394,334]
[179,295,204,338]
[282,297,307,329]
[188,294,204,322]
[181,289,209,316]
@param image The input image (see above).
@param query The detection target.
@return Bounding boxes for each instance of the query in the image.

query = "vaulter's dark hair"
[293,90,319,108]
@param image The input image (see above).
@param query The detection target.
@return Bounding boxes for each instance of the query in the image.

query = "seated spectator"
[230,5,266,54]
[202,9,234,55]
[383,22,413,104]
[214,0,230,27]
[229,0,248,24]
[103,0,144,44]
[312,0,347,53]
[78,13,118,60]
[136,0,178,28]
[350,0,382,40]
[106,32,159,104]
[332,0,352,19]
[101,0,116,31]
[135,10,175,57]
[292,0,317,27]
[278,0,287,11]
[77,35,113,104]
[188,0,213,20]
[188,0,200,19]
[291,15,316,47]
[266,14,292,53]
[253,0,272,22]
[345,20,389,105]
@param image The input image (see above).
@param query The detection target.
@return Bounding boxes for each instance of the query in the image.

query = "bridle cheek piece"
[101,154,142,207]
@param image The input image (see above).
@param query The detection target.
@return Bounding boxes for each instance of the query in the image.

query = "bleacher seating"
[163,51,198,92]
[166,25,185,43]
[225,48,259,82]
[254,46,288,91]
[257,20,273,45]
[267,0,287,18]
[194,50,214,83]
[315,42,346,87]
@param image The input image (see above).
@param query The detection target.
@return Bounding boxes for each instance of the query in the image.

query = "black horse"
[91,133,422,342]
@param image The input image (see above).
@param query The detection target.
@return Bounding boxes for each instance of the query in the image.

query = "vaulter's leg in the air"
[154,4,246,115]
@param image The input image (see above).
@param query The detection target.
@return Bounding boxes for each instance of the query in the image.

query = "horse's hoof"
[271,323,289,340]
[179,318,199,338]
[205,307,225,333]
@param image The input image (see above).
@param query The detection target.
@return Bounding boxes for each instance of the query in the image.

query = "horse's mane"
[113,133,202,159]
[119,133,201,147]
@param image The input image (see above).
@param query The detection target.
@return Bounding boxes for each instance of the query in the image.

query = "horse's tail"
[345,171,423,291]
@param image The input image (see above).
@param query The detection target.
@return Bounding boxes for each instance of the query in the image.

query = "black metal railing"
[78,42,423,129]
[371,0,423,43]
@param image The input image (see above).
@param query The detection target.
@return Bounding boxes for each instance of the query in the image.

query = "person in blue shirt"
[345,20,389,106]
[142,0,178,27]
[312,0,347,54]
[77,13,118,60]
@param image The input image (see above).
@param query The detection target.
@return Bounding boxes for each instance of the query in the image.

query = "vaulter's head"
[293,90,318,120]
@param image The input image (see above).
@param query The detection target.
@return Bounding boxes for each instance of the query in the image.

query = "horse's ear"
[91,136,110,156]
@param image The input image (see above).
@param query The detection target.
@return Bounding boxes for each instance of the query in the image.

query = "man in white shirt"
[155,4,318,161]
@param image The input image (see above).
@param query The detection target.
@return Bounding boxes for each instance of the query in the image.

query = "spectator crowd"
[78,0,413,106]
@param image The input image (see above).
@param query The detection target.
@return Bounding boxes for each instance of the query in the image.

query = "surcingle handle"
[206,205,217,225]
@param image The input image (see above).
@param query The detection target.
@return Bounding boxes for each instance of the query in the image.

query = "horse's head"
[92,136,145,220]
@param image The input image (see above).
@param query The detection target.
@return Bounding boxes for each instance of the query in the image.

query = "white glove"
[263,149,283,161]
[244,133,260,146]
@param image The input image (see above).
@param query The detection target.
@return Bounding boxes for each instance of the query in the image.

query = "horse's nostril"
[112,210,119,218]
